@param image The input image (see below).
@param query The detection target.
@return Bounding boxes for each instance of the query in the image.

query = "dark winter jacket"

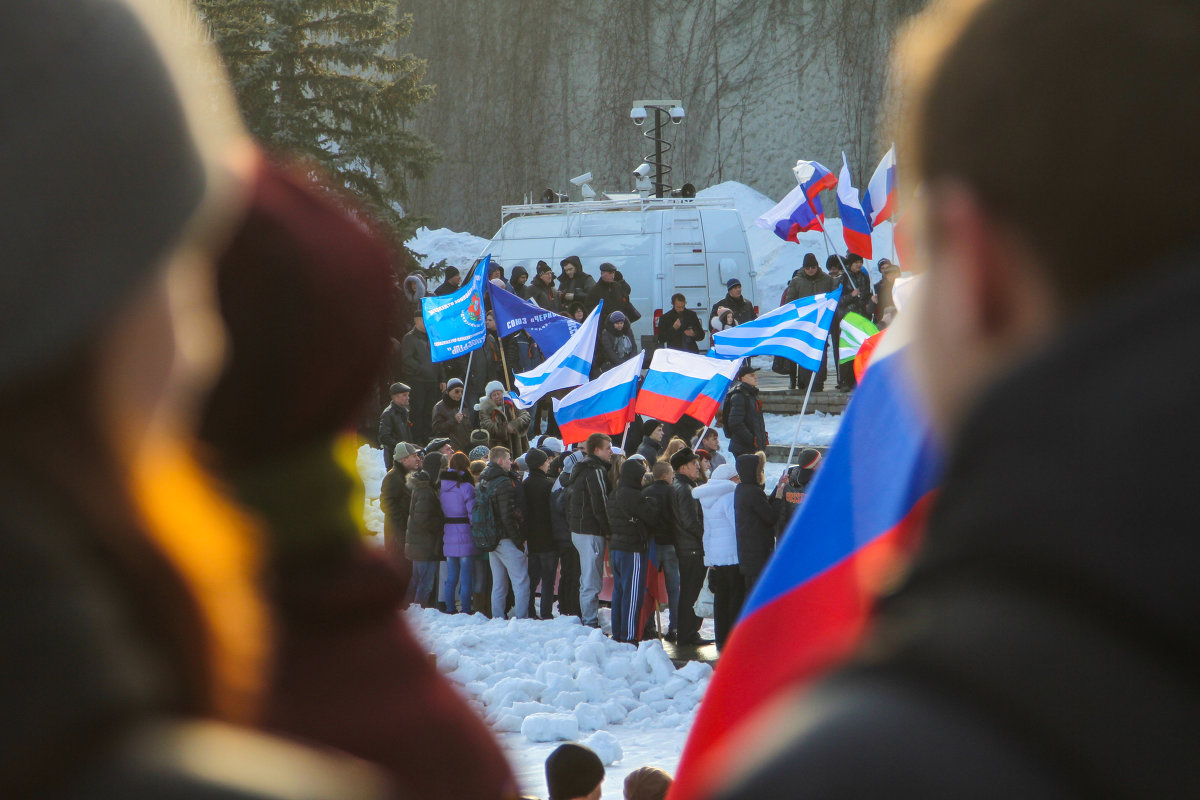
[557,269,595,306]
[566,455,611,537]
[510,266,530,300]
[776,463,816,537]
[478,462,523,547]
[433,278,460,296]
[642,479,676,546]
[607,460,654,553]
[378,401,413,468]
[716,243,1200,800]
[671,473,704,551]
[725,381,768,456]
[637,435,665,464]
[451,333,504,403]
[734,454,780,578]
[838,268,873,318]
[379,464,413,556]
[710,293,757,327]
[400,328,442,384]
[404,454,445,561]
[598,320,638,371]
[478,394,530,455]
[529,274,560,312]
[783,270,836,302]
[657,307,705,352]
[523,469,555,554]
[584,276,634,321]
[431,392,472,454]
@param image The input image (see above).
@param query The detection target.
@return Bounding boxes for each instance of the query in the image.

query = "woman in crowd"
[479,380,531,454]
[661,436,688,464]
[693,463,743,649]
[440,451,478,614]
[597,309,639,372]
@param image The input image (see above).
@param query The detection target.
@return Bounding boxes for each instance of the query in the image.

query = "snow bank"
[405,225,490,271]
[405,608,712,797]
[357,444,386,535]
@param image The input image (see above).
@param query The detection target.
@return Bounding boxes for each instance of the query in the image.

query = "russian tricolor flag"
[668,315,943,800]
[836,152,874,259]
[754,159,838,243]
[552,352,644,445]
[864,145,898,227]
[634,349,741,425]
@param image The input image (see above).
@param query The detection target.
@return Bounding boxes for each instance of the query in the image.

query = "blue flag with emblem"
[422,256,488,363]
[487,281,580,356]
[510,300,604,408]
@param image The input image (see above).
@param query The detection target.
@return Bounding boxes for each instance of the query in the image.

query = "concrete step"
[761,390,851,415]
[764,443,830,463]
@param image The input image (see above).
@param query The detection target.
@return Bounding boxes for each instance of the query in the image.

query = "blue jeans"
[655,543,681,635]
[610,550,647,642]
[406,560,439,608]
[443,556,474,613]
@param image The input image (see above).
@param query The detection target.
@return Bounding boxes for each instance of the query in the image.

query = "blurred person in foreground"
[0,0,390,796]
[196,157,517,798]
[711,0,1200,797]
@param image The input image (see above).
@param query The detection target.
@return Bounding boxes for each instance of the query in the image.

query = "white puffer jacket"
[693,464,740,566]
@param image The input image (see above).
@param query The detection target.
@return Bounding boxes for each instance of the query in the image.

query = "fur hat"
[484,380,506,397]
[710,463,738,482]
[670,447,698,470]
[470,429,491,445]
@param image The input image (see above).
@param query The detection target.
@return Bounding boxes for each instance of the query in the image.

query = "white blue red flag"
[552,351,644,445]
[754,159,838,242]
[710,288,841,371]
[836,152,874,258]
[863,145,898,227]
[669,313,943,800]
[634,349,740,425]
[511,301,603,408]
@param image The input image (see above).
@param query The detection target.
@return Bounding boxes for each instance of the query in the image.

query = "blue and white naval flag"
[710,287,842,371]
[510,300,604,408]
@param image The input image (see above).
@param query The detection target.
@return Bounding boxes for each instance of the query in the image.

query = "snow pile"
[357,443,386,535]
[405,225,490,271]
[405,608,711,796]
[697,180,897,315]
[763,410,842,449]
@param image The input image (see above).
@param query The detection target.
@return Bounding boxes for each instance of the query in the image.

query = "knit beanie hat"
[469,445,491,462]
[545,743,604,800]
[802,252,819,270]
[0,0,206,386]
[444,266,460,280]
[609,310,627,324]
[485,380,506,396]
[524,448,549,471]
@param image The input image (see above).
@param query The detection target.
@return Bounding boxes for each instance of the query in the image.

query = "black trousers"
[677,548,707,642]
[709,564,747,650]
[527,550,559,619]
[556,542,581,617]
[410,380,439,446]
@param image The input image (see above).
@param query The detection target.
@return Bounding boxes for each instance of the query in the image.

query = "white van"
[481,196,757,352]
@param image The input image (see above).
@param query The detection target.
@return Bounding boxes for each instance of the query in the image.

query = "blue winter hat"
[726,277,742,289]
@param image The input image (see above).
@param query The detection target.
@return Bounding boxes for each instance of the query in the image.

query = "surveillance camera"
[633,163,652,178]
[630,106,647,125]
[669,106,685,124]
[569,172,593,187]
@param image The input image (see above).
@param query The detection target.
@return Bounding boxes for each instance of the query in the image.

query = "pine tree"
[197,0,440,240]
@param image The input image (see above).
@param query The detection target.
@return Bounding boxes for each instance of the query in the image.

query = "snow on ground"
[405,607,710,798]
[405,225,490,270]
[358,443,387,536]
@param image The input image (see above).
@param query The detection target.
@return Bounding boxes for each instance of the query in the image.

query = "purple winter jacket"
[439,470,477,558]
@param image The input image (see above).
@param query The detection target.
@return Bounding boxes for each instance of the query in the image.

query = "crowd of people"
[377,359,825,651]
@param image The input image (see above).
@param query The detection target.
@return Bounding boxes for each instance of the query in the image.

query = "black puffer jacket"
[566,455,611,537]
[607,461,653,553]
[478,462,523,547]
[837,267,873,318]
[378,402,413,468]
[405,454,445,561]
[672,474,704,551]
[523,469,555,554]
[734,453,780,577]
[637,435,665,464]
[642,478,676,546]
[725,381,767,457]
[379,464,413,556]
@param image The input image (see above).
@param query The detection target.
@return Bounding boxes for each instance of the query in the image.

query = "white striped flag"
[710,288,842,371]
[511,300,604,408]
[552,351,644,445]
[838,312,879,364]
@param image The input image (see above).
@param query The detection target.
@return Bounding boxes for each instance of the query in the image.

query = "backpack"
[720,386,740,430]
[471,477,502,552]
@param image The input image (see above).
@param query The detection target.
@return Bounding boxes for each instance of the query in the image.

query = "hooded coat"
[607,460,654,553]
[379,463,413,556]
[510,265,531,300]
[404,454,444,561]
[438,469,476,558]
[478,393,530,454]
[557,264,595,305]
[694,466,739,567]
[598,317,638,371]
[734,454,779,578]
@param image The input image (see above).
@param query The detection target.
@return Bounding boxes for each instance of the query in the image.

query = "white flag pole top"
[510,300,605,408]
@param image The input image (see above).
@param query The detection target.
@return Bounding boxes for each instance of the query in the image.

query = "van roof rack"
[500,195,734,223]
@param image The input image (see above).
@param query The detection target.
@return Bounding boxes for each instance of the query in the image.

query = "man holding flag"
[679,0,1200,798]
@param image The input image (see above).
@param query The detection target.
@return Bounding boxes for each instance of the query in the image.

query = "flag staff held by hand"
[458,352,473,414]
[785,352,820,467]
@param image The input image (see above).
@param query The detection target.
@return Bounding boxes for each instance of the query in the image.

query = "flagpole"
[458,351,474,414]
[620,421,631,452]
[497,336,513,391]
[785,350,820,467]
